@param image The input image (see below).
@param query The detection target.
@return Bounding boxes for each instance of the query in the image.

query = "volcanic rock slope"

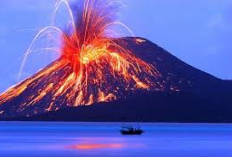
[0,37,231,121]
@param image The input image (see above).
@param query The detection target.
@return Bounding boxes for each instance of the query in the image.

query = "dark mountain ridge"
[3,91,232,122]
[0,37,231,122]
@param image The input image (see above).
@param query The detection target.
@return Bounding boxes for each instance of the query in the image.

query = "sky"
[0,0,232,93]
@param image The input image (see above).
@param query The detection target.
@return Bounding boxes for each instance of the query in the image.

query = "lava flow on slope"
[0,0,164,118]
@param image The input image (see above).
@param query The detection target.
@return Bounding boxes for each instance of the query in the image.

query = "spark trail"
[0,0,161,117]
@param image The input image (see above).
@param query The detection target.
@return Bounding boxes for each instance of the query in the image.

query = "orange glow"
[68,143,123,150]
[135,38,146,44]
[0,0,163,117]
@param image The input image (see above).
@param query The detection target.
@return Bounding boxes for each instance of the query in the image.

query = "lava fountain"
[0,0,161,117]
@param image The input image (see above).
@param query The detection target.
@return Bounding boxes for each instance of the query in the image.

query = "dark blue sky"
[0,0,231,93]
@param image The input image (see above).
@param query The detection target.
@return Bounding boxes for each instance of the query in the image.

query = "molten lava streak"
[0,0,161,116]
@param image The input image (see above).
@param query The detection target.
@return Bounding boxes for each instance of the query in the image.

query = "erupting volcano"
[1,0,231,121]
[0,0,163,118]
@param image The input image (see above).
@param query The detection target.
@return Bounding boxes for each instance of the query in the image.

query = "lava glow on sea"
[0,0,161,117]
[67,143,123,150]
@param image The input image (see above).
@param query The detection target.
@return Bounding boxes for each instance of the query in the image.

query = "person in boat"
[121,125,143,135]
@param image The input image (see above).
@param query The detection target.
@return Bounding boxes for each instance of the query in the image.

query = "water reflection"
[67,143,123,150]
[1,122,232,157]
[64,137,145,150]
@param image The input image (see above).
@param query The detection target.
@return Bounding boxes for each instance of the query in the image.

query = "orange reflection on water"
[68,143,123,150]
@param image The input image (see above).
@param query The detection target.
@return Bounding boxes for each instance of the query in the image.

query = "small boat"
[120,125,144,135]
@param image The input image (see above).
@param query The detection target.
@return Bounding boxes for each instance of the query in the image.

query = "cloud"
[207,15,222,28]
[206,14,225,28]
[0,25,7,36]
[1,0,56,11]
[0,25,7,46]
[0,39,6,46]
[206,13,232,34]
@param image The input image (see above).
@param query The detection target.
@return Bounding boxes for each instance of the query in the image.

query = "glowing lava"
[0,0,161,117]
[55,0,159,105]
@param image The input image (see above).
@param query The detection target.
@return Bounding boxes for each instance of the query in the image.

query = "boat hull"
[120,130,144,135]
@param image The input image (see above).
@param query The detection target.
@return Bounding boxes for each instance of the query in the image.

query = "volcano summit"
[0,37,232,122]
[0,0,231,122]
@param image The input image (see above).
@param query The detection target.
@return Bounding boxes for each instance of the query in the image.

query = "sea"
[0,122,231,157]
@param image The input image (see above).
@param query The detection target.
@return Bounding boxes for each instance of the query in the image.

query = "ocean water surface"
[0,122,232,157]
